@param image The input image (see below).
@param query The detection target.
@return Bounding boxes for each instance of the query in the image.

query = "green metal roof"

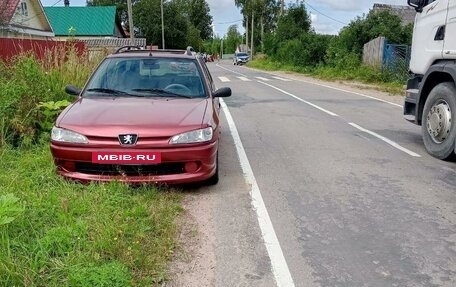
[44,6,117,36]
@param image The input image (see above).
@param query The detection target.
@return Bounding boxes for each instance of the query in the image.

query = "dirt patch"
[165,189,216,287]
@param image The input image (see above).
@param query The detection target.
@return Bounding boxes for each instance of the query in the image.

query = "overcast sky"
[41,0,409,36]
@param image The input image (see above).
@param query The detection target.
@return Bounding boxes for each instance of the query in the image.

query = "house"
[0,0,54,39]
[44,5,126,40]
[372,3,416,25]
[44,5,146,48]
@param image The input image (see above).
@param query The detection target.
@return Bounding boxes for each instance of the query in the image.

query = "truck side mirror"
[407,0,424,13]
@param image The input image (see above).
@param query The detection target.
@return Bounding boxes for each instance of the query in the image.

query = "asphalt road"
[189,60,456,287]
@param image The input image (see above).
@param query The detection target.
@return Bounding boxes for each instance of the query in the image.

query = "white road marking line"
[286,77,402,108]
[237,76,251,81]
[258,81,339,117]
[216,63,248,77]
[220,98,296,287]
[349,123,421,157]
[256,76,271,81]
[243,66,403,108]
[272,76,292,82]
[218,76,230,82]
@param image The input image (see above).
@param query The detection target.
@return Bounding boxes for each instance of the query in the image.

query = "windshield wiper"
[86,88,133,96]
[131,88,192,99]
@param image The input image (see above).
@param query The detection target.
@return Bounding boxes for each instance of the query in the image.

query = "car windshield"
[237,53,248,57]
[84,57,206,98]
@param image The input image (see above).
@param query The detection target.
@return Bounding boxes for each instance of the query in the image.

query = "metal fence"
[382,42,411,82]
[0,38,86,61]
[363,36,411,82]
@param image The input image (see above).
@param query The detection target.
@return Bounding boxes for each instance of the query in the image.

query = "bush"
[0,49,99,147]
[272,33,332,68]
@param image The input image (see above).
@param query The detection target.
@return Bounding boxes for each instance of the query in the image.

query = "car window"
[199,59,215,92]
[84,57,206,98]
[236,53,248,57]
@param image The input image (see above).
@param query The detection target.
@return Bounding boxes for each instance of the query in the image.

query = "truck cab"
[405,0,456,159]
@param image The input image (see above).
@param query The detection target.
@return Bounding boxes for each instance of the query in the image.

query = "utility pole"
[281,0,284,16]
[126,0,134,45]
[245,15,249,50]
[161,0,165,49]
[250,11,254,60]
[221,38,223,60]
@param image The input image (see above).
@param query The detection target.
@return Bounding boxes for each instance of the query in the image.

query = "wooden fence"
[363,36,385,67]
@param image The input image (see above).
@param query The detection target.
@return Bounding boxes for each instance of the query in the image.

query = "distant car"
[233,52,249,65]
[50,46,231,185]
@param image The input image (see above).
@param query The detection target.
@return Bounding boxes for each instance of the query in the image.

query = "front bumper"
[50,141,218,184]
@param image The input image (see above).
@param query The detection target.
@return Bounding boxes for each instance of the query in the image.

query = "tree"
[235,0,280,53]
[275,3,311,43]
[224,25,242,53]
[86,0,127,25]
[188,0,213,40]
[337,10,412,56]
[89,0,213,48]
[134,0,189,48]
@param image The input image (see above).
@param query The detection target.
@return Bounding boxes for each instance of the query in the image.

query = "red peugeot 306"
[50,46,231,185]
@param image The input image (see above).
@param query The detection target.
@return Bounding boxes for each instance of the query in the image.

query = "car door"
[443,0,456,58]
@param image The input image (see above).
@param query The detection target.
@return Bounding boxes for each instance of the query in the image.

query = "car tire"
[205,152,219,185]
[421,82,456,160]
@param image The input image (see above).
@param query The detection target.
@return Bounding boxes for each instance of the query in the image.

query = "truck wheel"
[421,82,456,160]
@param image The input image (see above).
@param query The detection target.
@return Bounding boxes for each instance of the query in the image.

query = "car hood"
[57,97,209,137]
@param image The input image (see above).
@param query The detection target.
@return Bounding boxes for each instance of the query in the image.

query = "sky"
[40,0,409,36]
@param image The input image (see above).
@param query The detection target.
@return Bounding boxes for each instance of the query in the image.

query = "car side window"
[200,60,215,92]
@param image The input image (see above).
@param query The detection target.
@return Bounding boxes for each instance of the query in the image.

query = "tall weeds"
[0,46,103,147]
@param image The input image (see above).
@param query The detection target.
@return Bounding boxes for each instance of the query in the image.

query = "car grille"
[75,162,185,176]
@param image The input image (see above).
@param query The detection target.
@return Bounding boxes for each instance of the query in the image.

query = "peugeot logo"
[118,134,138,145]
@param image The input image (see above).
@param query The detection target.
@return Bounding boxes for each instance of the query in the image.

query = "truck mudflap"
[404,76,421,123]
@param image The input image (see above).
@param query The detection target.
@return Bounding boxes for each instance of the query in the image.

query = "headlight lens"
[170,127,213,144]
[51,127,88,144]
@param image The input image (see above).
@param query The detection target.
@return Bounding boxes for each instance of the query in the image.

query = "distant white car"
[233,52,249,65]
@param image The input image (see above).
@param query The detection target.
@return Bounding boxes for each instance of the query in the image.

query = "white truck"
[405,0,456,159]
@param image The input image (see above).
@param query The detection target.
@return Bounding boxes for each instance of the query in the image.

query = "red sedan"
[50,46,231,185]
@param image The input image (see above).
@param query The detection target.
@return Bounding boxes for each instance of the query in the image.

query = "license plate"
[92,151,162,164]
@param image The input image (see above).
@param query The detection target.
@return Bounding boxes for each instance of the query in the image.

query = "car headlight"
[51,127,88,144]
[169,127,213,144]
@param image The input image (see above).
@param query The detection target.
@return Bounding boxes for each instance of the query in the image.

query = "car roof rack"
[149,49,186,54]
[186,46,195,56]
[114,45,145,54]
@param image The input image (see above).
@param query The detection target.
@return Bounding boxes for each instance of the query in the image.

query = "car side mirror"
[213,87,231,98]
[65,85,81,96]
[407,0,424,12]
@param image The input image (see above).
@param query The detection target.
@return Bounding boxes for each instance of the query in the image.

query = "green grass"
[248,58,405,95]
[0,145,182,286]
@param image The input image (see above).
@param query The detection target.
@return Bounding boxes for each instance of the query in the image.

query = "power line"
[303,1,348,26]
[213,19,243,25]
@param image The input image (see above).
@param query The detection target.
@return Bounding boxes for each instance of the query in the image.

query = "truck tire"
[421,82,456,160]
